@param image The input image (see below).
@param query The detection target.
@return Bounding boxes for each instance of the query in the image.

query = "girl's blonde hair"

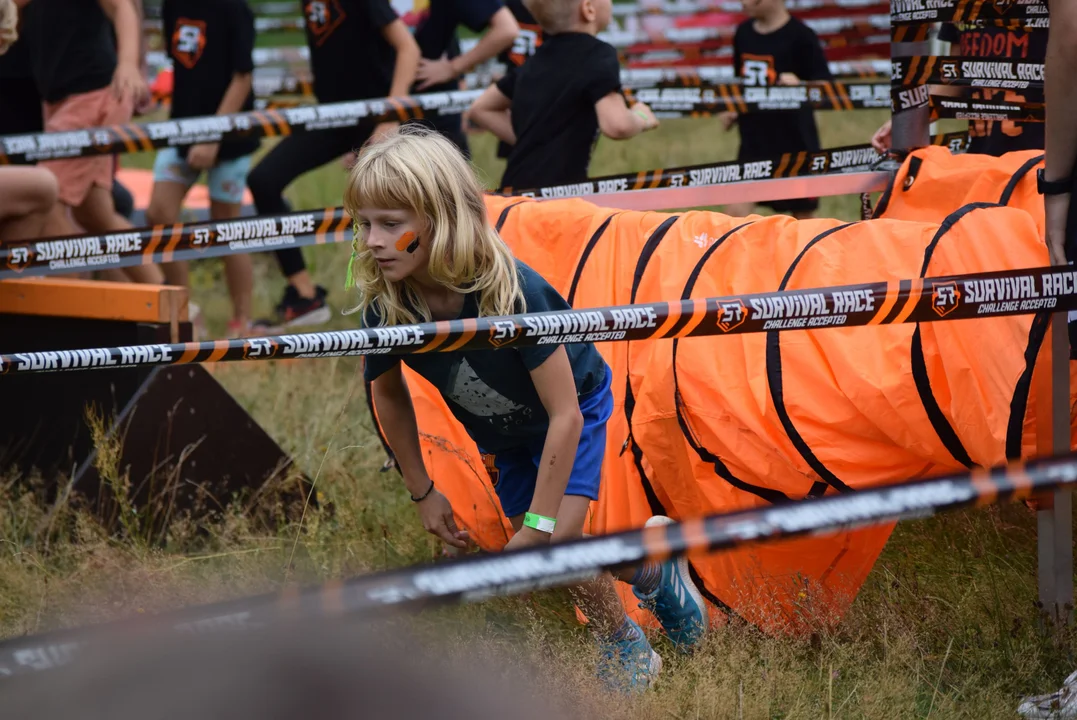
[342,125,524,327]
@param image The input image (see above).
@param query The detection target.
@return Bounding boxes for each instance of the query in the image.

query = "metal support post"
[1038,313,1074,629]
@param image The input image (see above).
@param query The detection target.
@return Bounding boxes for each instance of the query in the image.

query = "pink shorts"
[40,85,132,208]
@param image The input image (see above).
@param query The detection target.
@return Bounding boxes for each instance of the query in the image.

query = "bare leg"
[145,181,191,287]
[510,495,634,639]
[722,202,755,218]
[0,167,59,242]
[72,185,165,285]
[210,199,254,331]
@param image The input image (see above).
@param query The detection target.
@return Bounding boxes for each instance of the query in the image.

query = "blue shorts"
[478,362,613,519]
[152,147,251,205]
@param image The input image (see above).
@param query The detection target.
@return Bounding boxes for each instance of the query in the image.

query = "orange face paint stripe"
[867,280,901,325]
[395,232,418,252]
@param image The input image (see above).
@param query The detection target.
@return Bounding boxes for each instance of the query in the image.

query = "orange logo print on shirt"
[172,19,207,69]
[741,53,777,86]
[305,0,348,46]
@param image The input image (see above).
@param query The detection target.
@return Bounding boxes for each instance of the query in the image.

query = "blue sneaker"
[596,618,663,693]
[632,515,708,653]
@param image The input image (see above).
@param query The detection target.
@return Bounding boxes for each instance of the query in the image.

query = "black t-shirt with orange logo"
[162,0,259,161]
[731,16,832,161]
[938,23,1046,157]
[303,0,400,103]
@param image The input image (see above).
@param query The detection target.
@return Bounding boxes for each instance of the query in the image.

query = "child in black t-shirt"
[466,0,659,191]
[490,0,544,160]
[396,0,520,158]
[145,0,258,337]
[719,0,831,219]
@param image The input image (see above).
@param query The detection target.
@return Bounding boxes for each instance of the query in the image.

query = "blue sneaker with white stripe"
[632,515,708,653]
[596,617,663,693]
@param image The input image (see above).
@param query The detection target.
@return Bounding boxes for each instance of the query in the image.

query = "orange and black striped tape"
[0,132,968,282]
[1,449,1074,678]
[0,261,1071,377]
[623,80,891,115]
[892,56,1044,90]
[0,89,485,165]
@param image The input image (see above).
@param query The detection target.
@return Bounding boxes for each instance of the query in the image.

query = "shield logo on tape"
[5,244,31,273]
[243,338,280,359]
[931,281,961,317]
[717,299,748,333]
[489,320,518,348]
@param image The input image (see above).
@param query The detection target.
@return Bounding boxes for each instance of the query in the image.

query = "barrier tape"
[892,56,1044,90]
[930,95,1045,122]
[0,263,1073,376]
[0,89,484,164]
[501,141,886,198]
[611,0,886,15]
[0,131,968,281]
[890,0,1049,25]
[625,40,891,69]
[1,451,1074,679]
[625,81,891,114]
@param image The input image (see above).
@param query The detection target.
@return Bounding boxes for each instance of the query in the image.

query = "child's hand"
[871,119,892,154]
[416,54,459,90]
[631,102,659,131]
[777,72,801,86]
[186,142,220,171]
[718,111,738,131]
[0,0,18,56]
[113,61,149,107]
[417,487,470,549]
[503,526,551,552]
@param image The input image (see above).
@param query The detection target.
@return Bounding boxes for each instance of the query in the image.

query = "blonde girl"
[343,125,707,692]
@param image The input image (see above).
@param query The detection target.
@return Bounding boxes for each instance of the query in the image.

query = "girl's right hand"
[418,488,470,549]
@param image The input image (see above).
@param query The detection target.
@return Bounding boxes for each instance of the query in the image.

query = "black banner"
[0,451,1073,679]
[930,94,1044,121]
[0,264,1073,376]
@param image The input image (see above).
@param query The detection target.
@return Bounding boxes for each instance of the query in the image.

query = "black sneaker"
[253,285,332,333]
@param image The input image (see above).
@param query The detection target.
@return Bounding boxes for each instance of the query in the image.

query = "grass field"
[4,89,1076,717]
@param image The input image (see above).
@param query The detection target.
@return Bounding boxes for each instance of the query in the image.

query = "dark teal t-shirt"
[362,261,607,453]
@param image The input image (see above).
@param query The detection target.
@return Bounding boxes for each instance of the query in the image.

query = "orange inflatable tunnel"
[368,182,1075,635]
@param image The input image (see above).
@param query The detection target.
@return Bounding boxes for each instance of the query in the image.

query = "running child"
[397,0,520,157]
[15,0,164,284]
[466,0,659,191]
[247,0,421,333]
[344,125,708,692]
[719,0,832,220]
[145,0,258,337]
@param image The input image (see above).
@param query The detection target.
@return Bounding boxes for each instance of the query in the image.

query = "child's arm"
[468,84,516,145]
[187,3,256,170]
[375,15,422,140]
[372,364,470,548]
[505,347,584,550]
[417,6,519,90]
[595,92,658,140]
[97,0,149,106]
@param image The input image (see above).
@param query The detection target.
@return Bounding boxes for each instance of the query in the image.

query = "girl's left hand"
[503,526,551,552]
[416,55,458,90]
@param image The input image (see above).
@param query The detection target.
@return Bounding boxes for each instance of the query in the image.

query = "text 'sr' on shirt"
[303,0,399,102]
[162,0,259,161]
[496,32,622,191]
